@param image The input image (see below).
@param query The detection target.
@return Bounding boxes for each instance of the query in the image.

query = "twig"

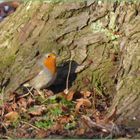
[1,87,5,117]
[64,53,73,94]
[17,92,30,99]
[26,87,34,98]
[82,115,110,132]
[82,115,121,136]
[93,89,96,111]
[1,136,11,139]
[21,121,40,131]
[0,122,8,133]
[41,94,57,104]
[17,87,34,99]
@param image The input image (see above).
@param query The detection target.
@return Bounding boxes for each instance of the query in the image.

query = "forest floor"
[0,88,139,139]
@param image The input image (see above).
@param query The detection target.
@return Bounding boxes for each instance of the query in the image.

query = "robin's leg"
[23,83,45,99]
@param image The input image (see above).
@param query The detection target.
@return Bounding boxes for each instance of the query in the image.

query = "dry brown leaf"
[92,110,101,123]
[0,109,2,116]
[81,115,120,135]
[76,128,85,135]
[27,96,35,106]
[28,105,46,116]
[92,106,117,125]
[76,98,92,112]
[51,123,63,131]
[57,115,73,124]
[17,98,27,109]
[36,130,48,138]
[61,90,75,101]
[5,111,19,122]
[81,115,107,130]
[43,89,54,98]
[11,103,18,110]
[80,91,91,98]
[21,108,27,113]
[4,103,13,112]
[66,91,75,101]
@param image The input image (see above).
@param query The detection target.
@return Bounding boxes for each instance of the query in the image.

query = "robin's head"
[43,53,57,74]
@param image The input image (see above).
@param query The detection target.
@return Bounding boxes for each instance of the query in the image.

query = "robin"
[25,53,57,98]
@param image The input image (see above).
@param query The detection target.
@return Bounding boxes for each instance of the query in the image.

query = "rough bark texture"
[108,11,140,127]
[0,1,140,127]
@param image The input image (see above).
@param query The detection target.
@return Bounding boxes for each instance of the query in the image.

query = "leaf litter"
[0,89,138,139]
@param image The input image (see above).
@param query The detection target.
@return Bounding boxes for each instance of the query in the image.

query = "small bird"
[25,53,57,97]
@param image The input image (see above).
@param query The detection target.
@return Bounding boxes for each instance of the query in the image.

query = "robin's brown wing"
[26,64,41,82]
[5,54,44,96]
[23,55,44,83]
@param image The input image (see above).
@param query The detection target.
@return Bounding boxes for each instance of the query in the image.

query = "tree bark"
[108,12,140,127]
[0,1,140,127]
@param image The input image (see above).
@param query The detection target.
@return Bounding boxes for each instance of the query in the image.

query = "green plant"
[35,119,53,129]
[64,121,76,130]
[50,107,62,116]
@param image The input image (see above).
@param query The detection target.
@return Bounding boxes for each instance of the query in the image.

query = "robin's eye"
[48,55,50,58]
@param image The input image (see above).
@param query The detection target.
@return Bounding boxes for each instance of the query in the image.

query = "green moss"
[72,52,116,96]
[90,20,119,41]
[0,54,16,69]
[41,0,84,3]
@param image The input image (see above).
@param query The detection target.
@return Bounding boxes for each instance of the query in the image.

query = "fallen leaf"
[27,96,35,106]
[82,115,106,130]
[36,130,48,138]
[61,105,69,112]
[57,115,73,124]
[81,115,120,135]
[66,91,75,101]
[61,90,75,101]
[51,123,63,131]
[21,108,27,113]
[4,103,13,112]
[28,105,46,116]
[11,103,18,111]
[43,89,54,98]
[76,98,91,112]
[80,91,91,98]
[76,128,85,135]
[5,111,19,122]
[17,98,27,109]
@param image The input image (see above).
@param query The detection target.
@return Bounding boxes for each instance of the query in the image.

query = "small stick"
[64,53,73,94]
[26,87,34,98]
[1,87,5,117]
[21,121,40,131]
[0,122,8,133]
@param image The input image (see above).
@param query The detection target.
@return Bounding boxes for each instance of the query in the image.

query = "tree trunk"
[0,1,140,127]
[108,11,140,127]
